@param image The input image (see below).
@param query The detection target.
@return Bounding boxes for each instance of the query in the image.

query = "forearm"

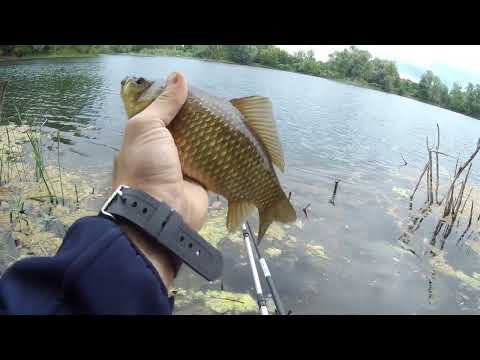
[0,216,174,315]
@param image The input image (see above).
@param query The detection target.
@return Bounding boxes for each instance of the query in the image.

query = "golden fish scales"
[121,77,296,241]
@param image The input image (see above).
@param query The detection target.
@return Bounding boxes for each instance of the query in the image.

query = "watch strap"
[103,186,223,281]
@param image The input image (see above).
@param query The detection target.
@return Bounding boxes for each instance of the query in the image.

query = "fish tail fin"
[227,201,256,233]
[258,194,297,242]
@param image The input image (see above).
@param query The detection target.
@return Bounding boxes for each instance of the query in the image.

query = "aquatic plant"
[430,253,480,290]
[305,244,329,260]
[172,288,257,314]
[0,105,105,262]
[56,131,65,206]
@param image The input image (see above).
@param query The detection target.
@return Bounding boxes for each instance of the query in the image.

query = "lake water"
[1,54,480,314]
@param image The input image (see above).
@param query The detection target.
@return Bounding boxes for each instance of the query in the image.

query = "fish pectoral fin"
[229,96,285,172]
[226,201,256,233]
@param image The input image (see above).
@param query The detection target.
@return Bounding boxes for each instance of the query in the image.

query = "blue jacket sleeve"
[0,216,174,315]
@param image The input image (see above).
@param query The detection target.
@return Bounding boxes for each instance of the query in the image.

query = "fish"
[120,76,296,241]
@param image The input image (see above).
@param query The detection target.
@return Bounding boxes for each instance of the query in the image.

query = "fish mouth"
[121,76,154,100]
[121,76,152,88]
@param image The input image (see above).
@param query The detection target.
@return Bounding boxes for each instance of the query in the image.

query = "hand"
[112,72,208,289]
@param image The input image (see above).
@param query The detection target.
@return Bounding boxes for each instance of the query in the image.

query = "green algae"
[172,288,257,314]
[265,247,282,257]
[305,244,329,260]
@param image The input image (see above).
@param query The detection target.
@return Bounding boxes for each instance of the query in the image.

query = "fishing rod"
[246,221,288,315]
[242,224,269,315]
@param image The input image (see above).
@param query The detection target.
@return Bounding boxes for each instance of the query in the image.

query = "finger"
[134,72,188,127]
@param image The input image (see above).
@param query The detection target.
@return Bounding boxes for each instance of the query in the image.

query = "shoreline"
[0,54,99,62]
[2,53,477,120]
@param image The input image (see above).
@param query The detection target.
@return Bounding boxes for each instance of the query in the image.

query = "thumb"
[134,72,188,127]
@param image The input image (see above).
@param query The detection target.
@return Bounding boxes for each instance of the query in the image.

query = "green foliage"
[224,45,258,64]
[366,58,400,93]
[327,46,372,80]
[0,45,98,58]
[449,82,466,113]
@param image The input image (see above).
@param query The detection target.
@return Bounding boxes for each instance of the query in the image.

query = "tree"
[417,70,448,105]
[256,47,295,68]
[327,46,372,80]
[449,82,466,113]
[464,83,479,116]
[0,46,14,56]
[224,45,258,64]
[366,58,400,93]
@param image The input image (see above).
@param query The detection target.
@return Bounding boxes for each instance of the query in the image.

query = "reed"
[57,131,65,206]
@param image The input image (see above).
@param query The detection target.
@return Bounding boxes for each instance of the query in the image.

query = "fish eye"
[136,77,146,85]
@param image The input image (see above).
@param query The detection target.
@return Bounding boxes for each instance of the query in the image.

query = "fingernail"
[166,72,178,86]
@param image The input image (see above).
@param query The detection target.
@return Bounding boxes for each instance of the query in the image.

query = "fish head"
[120,76,165,118]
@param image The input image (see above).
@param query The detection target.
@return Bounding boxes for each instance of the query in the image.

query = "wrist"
[120,223,181,290]
[100,185,222,282]
[113,180,189,227]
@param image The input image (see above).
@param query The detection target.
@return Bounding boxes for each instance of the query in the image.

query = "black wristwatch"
[100,185,223,281]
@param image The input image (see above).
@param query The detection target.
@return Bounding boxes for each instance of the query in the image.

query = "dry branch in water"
[329,179,340,205]
[435,123,440,204]
[410,162,428,209]
[303,203,311,218]
[460,187,473,214]
[406,125,480,251]
[468,200,474,229]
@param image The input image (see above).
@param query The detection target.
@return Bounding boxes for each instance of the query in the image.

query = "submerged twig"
[400,153,407,166]
[426,137,434,204]
[435,123,440,204]
[74,183,79,205]
[206,294,245,304]
[468,200,474,229]
[430,150,452,157]
[303,203,311,218]
[442,142,479,214]
[430,220,444,246]
[460,187,473,214]
[410,162,428,209]
[329,179,340,205]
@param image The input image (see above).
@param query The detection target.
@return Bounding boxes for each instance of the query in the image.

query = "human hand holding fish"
[113,72,208,288]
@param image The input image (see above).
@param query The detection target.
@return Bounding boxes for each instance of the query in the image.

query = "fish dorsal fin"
[230,96,285,172]
[226,201,256,232]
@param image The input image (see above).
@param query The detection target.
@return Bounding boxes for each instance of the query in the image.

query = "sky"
[278,45,480,86]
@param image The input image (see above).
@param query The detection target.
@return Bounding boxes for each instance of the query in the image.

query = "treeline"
[2,45,480,119]
[0,45,99,57]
